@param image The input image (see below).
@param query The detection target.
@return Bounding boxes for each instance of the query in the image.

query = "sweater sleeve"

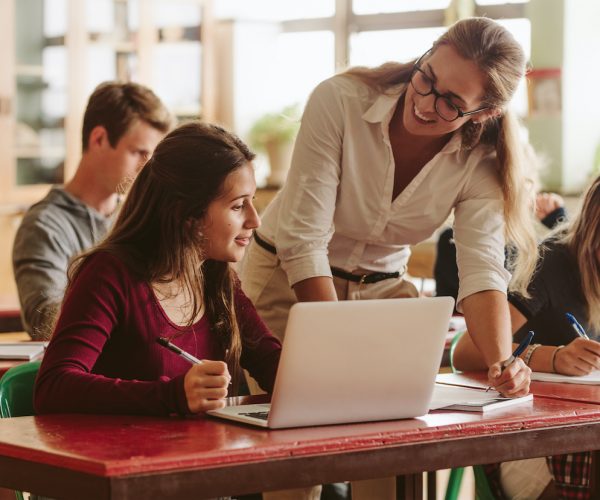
[13,211,72,340]
[235,287,281,392]
[34,253,189,416]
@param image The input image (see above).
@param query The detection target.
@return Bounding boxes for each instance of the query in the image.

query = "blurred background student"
[13,82,172,340]
[435,191,567,304]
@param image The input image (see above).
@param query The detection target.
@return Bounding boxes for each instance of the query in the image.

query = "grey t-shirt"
[12,187,112,339]
[509,239,596,345]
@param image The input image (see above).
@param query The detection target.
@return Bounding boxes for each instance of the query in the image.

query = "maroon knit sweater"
[34,252,281,416]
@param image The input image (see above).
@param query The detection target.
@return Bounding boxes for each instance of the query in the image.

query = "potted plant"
[248,104,300,187]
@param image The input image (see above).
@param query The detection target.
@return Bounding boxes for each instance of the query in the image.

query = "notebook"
[0,342,47,360]
[430,384,533,412]
[208,296,455,429]
[531,370,600,385]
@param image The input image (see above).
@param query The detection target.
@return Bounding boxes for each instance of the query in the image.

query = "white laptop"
[208,296,454,429]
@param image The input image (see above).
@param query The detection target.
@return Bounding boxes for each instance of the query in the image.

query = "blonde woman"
[241,16,538,499]
[453,176,600,499]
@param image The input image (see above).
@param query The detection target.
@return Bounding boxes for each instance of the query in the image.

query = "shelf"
[15,146,65,160]
[15,65,44,78]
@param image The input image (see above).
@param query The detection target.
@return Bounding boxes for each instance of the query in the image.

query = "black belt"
[253,232,401,285]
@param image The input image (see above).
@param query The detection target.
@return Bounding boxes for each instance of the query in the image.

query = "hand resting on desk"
[184,361,231,413]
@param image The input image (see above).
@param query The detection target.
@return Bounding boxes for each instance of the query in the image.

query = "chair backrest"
[0,361,41,418]
[449,330,465,373]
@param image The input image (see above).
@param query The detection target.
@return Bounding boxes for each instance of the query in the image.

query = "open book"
[430,383,534,413]
[531,371,600,385]
[0,342,47,361]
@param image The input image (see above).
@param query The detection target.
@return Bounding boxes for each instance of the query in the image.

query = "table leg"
[592,451,600,496]
[396,473,423,500]
[427,471,436,500]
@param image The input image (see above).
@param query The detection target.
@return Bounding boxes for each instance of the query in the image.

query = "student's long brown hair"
[68,122,256,390]
[560,176,600,330]
[344,17,538,296]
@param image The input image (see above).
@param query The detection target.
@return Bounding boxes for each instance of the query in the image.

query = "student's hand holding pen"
[183,361,232,413]
[552,338,600,376]
[487,358,531,397]
[487,331,534,397]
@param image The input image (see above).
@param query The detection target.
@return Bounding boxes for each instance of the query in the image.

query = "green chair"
[0,360,42,500]
[444,331,496,500]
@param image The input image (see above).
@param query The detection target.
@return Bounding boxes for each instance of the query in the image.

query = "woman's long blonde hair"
[345,17,538,296]
[560,176,600,330]
[68,122,256,391]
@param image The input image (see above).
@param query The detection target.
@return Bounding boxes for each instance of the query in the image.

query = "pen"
[486,330,535,392]
[156,337,203,365]
[565,313,590,340]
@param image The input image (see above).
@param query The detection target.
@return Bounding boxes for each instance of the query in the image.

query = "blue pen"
[565,313,590,340]
[503,330,535,368]
[486,330,535,392]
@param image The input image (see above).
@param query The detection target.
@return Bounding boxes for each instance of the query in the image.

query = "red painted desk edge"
[1,397,600,477]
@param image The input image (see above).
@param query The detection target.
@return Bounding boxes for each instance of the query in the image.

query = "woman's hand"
[184,360,231,413]
[487,357,531,397]
[554,338,600,376]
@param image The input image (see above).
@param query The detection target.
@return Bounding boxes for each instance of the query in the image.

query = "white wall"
[562,0,600,192]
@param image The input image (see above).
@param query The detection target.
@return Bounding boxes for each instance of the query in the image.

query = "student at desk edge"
[240,16,538,500]
[453,175,600,500]
[34,122,281,416]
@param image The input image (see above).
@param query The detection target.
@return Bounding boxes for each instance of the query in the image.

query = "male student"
[13,81,173,340]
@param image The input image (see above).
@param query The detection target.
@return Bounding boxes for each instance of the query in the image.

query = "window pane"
[85,0,114,34]
[496,18,531,116]
[152,42,202,118]
[85,45,117,95]
[476,0,527,4]
[43,0,67,37]
[350,27,445,67]
[154,1,202,28]
[353,0,450,15]
[215,0,334,21]
[235,30,334,185]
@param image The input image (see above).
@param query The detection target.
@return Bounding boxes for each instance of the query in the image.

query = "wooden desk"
[0,398,600,499]
[437,371,600,405]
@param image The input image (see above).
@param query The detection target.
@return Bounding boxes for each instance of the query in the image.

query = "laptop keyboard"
[240,411,270,420]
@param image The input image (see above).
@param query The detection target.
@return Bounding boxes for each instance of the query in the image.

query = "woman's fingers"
[184,361,231,413]
[488,358,531,397]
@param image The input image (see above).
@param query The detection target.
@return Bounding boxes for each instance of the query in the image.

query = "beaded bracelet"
[551,345,566,373]
[523,343,541,366]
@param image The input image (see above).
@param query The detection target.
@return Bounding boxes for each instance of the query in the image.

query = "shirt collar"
[362,84,405,125]
[362,83,463,155]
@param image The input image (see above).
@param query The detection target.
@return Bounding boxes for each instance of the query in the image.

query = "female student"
[34,122,281,416]
[453,175,600,499]
[242,16,536,399]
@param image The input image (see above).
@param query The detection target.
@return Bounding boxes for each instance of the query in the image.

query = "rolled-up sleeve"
[275,79,345,287]
[453,156,511,310]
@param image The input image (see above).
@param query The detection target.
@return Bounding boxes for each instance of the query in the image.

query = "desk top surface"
[0,395,599,478]
[437,371,600,405]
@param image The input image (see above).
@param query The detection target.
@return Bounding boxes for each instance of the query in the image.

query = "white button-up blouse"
[258,74,510,308]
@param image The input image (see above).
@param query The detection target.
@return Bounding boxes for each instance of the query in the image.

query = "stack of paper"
[430,383,533,413]
[0,342,47,361]
[531,371,600,385]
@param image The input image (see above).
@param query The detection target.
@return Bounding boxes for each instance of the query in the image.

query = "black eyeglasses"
[410,53,489,122]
